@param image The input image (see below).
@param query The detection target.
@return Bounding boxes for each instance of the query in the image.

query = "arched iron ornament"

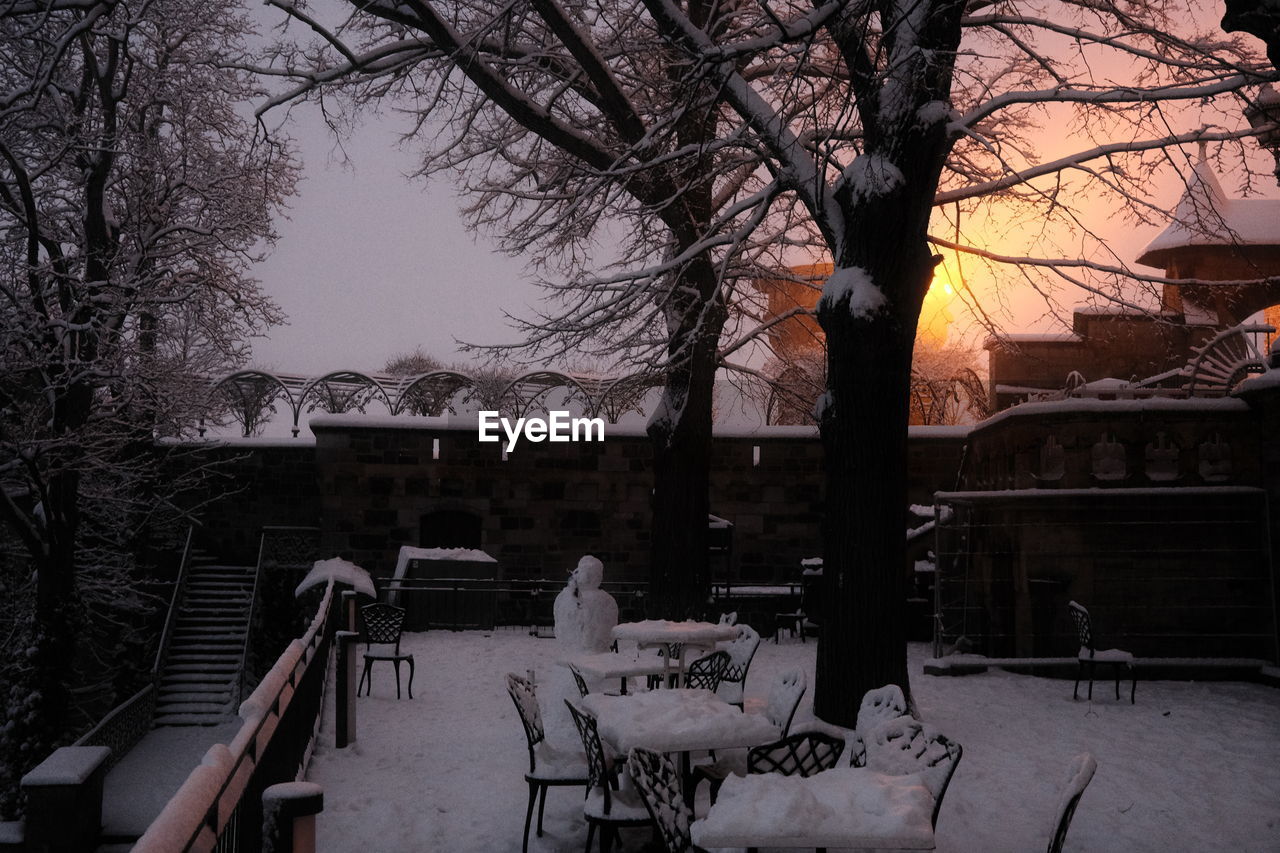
[1182,323,1274,396]
[200,367,659,437]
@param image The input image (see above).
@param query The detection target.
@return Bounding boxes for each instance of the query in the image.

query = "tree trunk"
[813,204,938,725]
[646,251,724,618]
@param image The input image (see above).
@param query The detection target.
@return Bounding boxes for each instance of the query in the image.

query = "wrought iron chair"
[866,717,963,833]
[715,625,761,708]
[1068,601,1136,703]
[763,668,807,735]
[748,729,846,776]
[569,663,591,698]
[357,603,415,699]
[625,747,708,853]
[648,642,687,689]
[1047,753,1097,853]
[692,668,808,798]
[505,673,589,853]
[701,728,847,805]
[565,700,652,852]
[855,683,909,734]
[682,650,730,692]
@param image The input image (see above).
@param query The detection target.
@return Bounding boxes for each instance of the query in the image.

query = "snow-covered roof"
[1138,157,1280,269]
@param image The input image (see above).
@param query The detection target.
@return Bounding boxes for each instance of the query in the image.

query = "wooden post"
[20,746,111,853]
[341,589,358,633]
[262,782,323,853]
[335,630,359,748]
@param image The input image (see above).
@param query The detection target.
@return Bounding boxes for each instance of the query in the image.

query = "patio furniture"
[565,700,653,852]
[763,668,807,736]
[865,716,963,833]
[715,625,761,708]
[1068,601,1136,703]
[857,683,909,733]
[569,663,591,698]
[561,650,672,695]
[683,650,730,692]
[357,603,415,699]
[717,611,737,626]
[505,673,589,853]
[613,620,737,689]
[700,728,847,805]
[692,668,808,797]
[581,687,781,808]
[1047,753,1097,853]
[625,747,707,853]
[690,765,939,850]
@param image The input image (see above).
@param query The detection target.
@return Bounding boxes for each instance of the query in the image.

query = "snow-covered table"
[690,766,937,850]
[610,619,739,685]
[559,650,673,695]
[581,688,780,805]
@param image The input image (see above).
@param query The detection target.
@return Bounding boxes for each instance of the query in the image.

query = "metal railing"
[132,579,338,853]
[235,533,269,706]
[154,524,197,679]
[73,683,157,772]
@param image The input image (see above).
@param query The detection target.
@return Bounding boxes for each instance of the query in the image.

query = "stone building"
[986,156,1280,410]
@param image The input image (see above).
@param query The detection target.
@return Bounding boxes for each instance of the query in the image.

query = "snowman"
[553,555,619,654]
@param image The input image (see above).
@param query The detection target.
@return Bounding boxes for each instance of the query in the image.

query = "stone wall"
[196,419,966,587]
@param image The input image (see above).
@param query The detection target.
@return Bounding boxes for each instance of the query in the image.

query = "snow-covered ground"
[306,630,1280,852]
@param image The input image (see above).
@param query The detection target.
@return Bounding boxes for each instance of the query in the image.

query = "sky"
[249,105,537,375]
[243,3,1280,378]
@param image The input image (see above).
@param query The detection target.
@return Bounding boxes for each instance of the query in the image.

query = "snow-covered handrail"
[132,579,338,853]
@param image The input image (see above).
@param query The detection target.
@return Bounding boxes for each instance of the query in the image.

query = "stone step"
[161,672,237,684]
[159,682,232,694]
[156,686,232,701]
[154,712,236,726]
[165,655,238,671]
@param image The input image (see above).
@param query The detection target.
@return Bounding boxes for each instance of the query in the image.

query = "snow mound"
[295,557,375,599]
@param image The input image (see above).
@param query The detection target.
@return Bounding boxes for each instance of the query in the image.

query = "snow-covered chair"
[1047,753,1098,853]
[700,728,847,805]
[715,625,761,708]
[692,669,808,797]
[682,650,730,692]
[1069,601,1135,703]
[856,683,909,734]
[357,603,415,699]
[866,716,963,833]
[568,663,591,698]
[717,611,737,626]
[505,673,588,853]
[626,747,707,853]
[565,699,653,851]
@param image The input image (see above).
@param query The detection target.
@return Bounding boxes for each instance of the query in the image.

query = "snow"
[102,723,240,838]
[395,546,497,564]
[19,745,110,786]
[845,154,905,200]
[817,265,888,319]
[611,619,739,645]
[971,395,1249,433]
[303,631,1280,852]
[1137,156,1280,268]
[553,555,618,654]
[295,557,376,599]
[691,767,935,849]
[580,689,780,753]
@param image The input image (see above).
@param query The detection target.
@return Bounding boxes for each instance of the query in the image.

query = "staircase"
[154,562,256,726]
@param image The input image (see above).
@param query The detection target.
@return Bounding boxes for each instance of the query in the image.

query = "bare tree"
[258,0,821,617]
[261,1,1271,722]
[0,0,295,813]
[637,0,1268,721]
